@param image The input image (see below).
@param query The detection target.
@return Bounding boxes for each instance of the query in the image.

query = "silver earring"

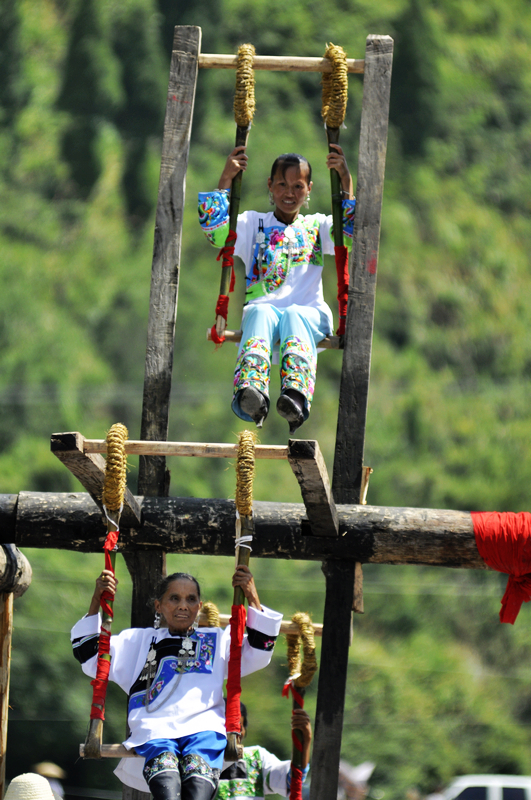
[154,611,161,629]
[269,190,274,205]
[303,194,310,209]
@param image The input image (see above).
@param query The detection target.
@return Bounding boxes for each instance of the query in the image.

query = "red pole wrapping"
[211,229,238,344]
[225,603,247,733]
[282,679,306,800]
[334,244,349,336]
[89,528,119,720]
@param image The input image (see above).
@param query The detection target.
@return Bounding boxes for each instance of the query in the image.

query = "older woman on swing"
[72,566,282,800]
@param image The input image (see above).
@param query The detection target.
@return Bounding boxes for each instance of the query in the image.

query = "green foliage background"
[3,0,531,798]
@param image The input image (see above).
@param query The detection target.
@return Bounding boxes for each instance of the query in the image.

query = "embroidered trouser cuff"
[143,753,181,800]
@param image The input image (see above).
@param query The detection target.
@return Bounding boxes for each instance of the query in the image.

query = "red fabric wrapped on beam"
[472,511,531,624]
[225,603,247,733]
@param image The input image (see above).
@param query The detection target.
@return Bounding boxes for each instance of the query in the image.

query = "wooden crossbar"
[82,439,288,459]
[198,54,364,74]
[206,328,341,349]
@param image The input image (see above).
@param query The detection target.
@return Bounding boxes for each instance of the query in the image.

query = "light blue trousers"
[232,304,330,421]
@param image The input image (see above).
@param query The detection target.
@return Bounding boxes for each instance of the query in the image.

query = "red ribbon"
[225,604,247,734]
[211,296,230,344]
[471,511,531,624]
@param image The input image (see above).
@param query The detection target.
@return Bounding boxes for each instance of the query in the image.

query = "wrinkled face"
[155,578,202,635]
[267,164,312,223]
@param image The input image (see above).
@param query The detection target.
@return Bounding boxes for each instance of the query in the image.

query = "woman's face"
[267,163,312,224]
[154,578,202,635]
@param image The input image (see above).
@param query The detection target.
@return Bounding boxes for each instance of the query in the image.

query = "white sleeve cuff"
[246,604,282,636]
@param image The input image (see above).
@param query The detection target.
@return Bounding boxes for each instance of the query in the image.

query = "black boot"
[237,386,269,428]
[276,389,305,434]
[182,776,218,800]
[147,770,182,800]
[144,754,181,800]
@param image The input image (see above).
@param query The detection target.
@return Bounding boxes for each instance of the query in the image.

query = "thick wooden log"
[333,35,393,503]
[198,54,364,73]
[288,440,339,537]
[50,432,141,527]
[2,492,485,568]
[206,328,341,349]
[0,592,12,798]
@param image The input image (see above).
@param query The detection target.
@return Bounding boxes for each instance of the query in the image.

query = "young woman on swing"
[71,566,282,800]
[199,143,355,433]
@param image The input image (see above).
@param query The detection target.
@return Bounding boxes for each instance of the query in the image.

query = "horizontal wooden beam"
[198,54,364,74]
[81,437,288,459]
[206,328,341,350]
[197,611,323,637]
[0,491,485,569]
[288,439,339,537]
[50,432,141,527]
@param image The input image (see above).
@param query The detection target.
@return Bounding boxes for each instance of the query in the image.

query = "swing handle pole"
[225,513,253,762]
[83,546,117,759]
[327,126,344,246]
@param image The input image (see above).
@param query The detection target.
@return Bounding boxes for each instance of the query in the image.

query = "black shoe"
[238,387,268,428]
[276,391,305,434]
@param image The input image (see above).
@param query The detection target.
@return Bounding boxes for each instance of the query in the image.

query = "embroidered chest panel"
[128,631,217,710]
[246,217,323,300]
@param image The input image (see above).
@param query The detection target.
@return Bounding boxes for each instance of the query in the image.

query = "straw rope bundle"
[102,423,128,511]
[202,601,221,628]
[321,43,348,128]
[235,429,257,517]
[286,611,318,689]
[234,43,256,128]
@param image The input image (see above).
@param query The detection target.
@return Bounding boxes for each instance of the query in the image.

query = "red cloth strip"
[290,766,304,800]
[216,228,237,293]
[335,245,349,335]
[282,678,305,708]
[90,629,111,719]
[471,511,531,624]
[211,295,230,345]
[225,604,247,733]
[90,527,119,718]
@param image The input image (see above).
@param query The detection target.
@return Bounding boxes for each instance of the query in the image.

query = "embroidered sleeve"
[198,190,230,247]
[342,198,356,242]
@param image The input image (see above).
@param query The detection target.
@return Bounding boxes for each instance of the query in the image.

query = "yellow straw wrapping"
[102,423,128,512]
[235,429,256,517]
[234,43,256,128]
[321,43,348,128]
[286,611,318,689]
[202,601,221,628]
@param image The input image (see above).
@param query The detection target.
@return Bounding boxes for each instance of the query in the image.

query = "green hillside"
[3,0,531,798]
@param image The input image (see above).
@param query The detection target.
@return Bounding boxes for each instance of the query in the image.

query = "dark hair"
[270,153,312,183]
[153,572,201,602]
[224,698,248,730]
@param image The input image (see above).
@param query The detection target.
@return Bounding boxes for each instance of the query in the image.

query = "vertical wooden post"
[122,25,201,800]
[0,592,13,799]
[310,561,355,800]
[138,24,202,494]
[311,35,393,800]
[332,34,394,498]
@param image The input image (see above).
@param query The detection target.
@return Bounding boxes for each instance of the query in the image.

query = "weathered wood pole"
[311,34,394,800]
[122,24,201,800]
[0,545,32,798]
